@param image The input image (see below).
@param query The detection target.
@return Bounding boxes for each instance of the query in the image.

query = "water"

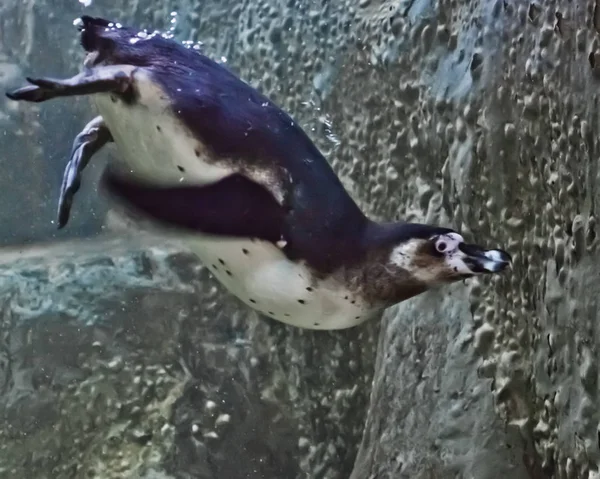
[0,3,373,479]
[0,0,557,478]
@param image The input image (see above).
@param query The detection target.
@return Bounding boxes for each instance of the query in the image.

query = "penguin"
[5,16,512,330]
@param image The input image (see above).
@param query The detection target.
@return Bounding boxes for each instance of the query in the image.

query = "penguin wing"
[100,168,285,244]
[100,36,368,267]
[100,166,367,274]
[147,67,370,270]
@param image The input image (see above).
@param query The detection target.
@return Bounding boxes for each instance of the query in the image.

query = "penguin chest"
[92,71,232,188]
[184,236,376,330]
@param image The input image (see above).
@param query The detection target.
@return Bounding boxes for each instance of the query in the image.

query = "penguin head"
[387,228,511,286]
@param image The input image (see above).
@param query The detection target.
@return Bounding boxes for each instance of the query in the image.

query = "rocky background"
[0,0,598,478]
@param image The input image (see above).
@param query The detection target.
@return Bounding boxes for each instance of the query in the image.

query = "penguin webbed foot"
[5,67,133,103]
[57,116,113,229]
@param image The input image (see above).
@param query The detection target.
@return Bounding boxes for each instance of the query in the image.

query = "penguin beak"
[458,243,512,274]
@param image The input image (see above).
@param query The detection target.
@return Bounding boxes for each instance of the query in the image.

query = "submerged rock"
[3,0,600,477]
[0,235,375,478]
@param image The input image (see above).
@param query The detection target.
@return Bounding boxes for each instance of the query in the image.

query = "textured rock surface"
[2,0,600,478]
[0,235,373,478]
[346,1,600,478]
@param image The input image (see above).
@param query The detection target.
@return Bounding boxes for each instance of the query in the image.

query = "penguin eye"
[436,241,447,253]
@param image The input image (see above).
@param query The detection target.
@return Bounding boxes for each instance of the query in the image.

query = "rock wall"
[0,235,374,478]
[346,1,600,478]
[1,0,600,478]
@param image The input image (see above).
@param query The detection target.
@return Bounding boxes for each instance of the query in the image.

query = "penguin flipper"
[5,66,134,103]
[100,169,285,243]
[58,116,113,229]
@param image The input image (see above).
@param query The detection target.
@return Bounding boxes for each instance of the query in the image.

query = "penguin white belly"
[91,71,374,329]
[184,236,375,330]
[92,70,232,188]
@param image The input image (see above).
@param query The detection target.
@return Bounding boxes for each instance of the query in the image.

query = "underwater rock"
[3,0,600,477]
[346,0,600,478]
[0,235,374,478]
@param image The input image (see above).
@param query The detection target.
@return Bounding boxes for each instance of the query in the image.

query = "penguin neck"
[331,219,430,307]
[362,220,455,251]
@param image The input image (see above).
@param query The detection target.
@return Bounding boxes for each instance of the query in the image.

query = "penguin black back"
[5,16,512,330]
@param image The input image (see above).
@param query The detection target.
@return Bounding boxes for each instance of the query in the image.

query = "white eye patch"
[389,231,508,284]
[388,232,467,283]
[433,233,464,254]
[433,232,475,278]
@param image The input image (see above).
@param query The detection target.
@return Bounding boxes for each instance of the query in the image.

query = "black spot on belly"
[226,270,232,276]
[284,313,290,317]
[156,125,162,132]
[177,165,186,172]
[268,311,274,315]
[351,300,356,304]
[212,264,218,269]
[297,299,305,305]
[344,295,349,300]
[314,322,320,326]
[249,299,256,304]
[355,316,360,320]
[110,95,117,103]
[242,248,249,255]
[218,258,226,265]
[306,287,313,292]
[194,149,200,157]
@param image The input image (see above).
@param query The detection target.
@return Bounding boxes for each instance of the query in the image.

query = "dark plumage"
[4,16,512,329]
[77,15,369,274]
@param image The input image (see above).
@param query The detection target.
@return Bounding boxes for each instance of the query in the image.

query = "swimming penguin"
[5,16,511,330]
